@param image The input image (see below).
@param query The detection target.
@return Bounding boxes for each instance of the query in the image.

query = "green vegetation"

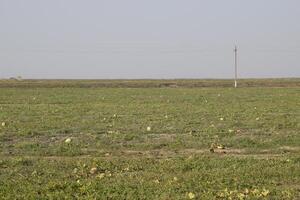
[0,79,299,199]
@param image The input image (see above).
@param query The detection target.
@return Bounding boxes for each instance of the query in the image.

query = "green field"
[0,79,299,199]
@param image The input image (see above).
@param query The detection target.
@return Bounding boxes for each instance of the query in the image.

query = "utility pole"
[234,45,238,88]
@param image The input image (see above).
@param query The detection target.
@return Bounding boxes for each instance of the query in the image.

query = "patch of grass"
[0,79,299,199]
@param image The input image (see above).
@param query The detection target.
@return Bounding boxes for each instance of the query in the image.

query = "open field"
[1,78,300,88]
[0,79,299,199]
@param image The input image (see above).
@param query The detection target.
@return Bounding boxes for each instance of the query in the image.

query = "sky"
[0,0,300,79]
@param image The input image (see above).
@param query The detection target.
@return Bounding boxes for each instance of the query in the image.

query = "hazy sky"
[0,0,299,79]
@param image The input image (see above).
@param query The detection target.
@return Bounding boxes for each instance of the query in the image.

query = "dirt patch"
[280,146,300,152]
[104,148,280,159]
